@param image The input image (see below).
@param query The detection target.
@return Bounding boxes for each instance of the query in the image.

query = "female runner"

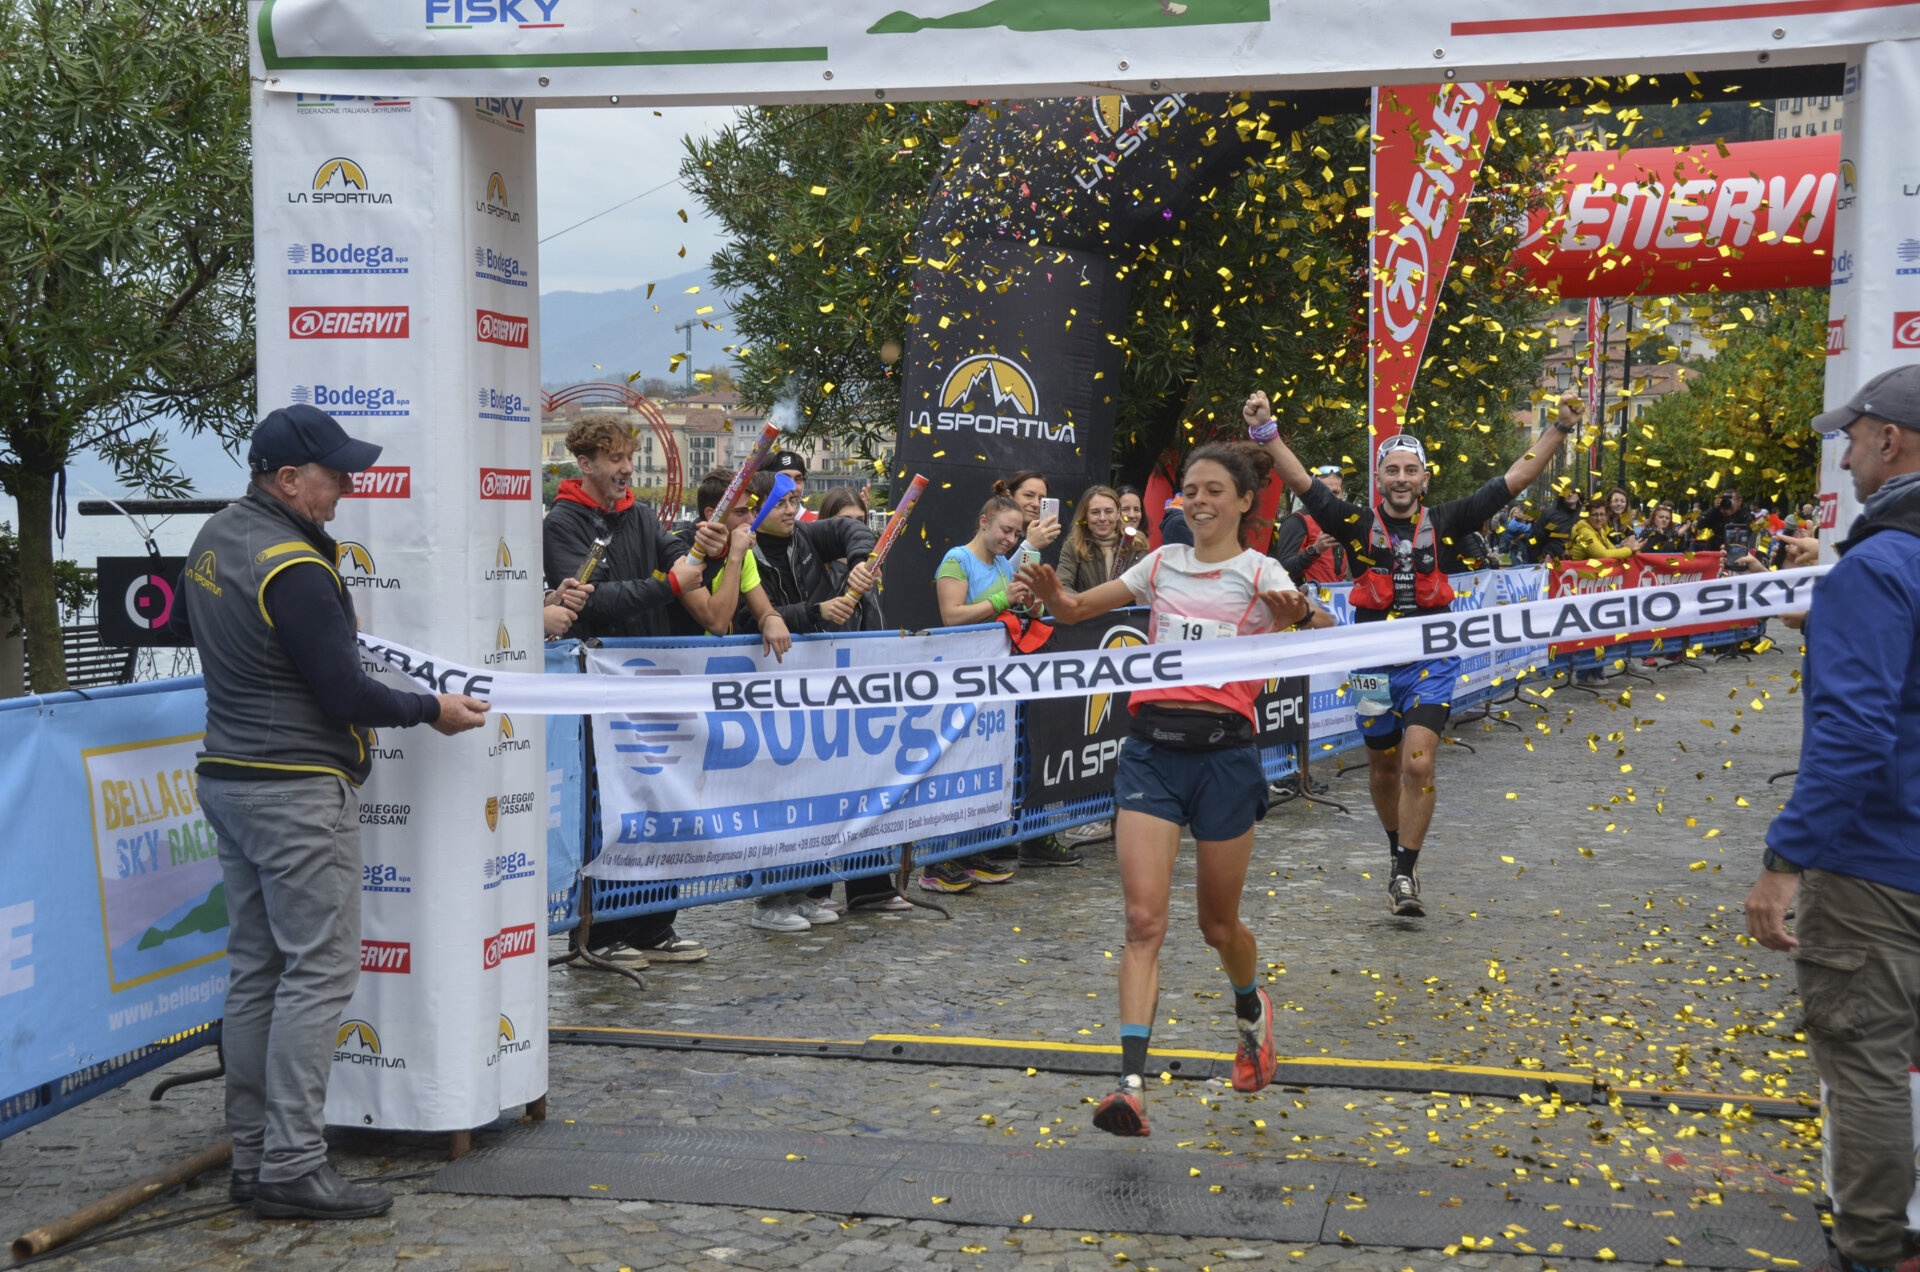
[1020,442,1331,1136]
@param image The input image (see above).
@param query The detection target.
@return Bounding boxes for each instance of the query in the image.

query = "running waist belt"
[1128,703,1255,751]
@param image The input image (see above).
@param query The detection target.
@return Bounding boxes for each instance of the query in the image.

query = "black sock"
[1391,844,1420,877]
[1120,1029,1150,1084]
[1385,828,1400,852]
[1234,988,1262,1023]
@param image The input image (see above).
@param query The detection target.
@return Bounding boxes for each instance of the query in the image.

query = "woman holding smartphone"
[1020,442,1330,1137]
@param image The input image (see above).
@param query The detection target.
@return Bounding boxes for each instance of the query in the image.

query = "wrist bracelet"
[668,569,683,597]
[1248,419,1279,443]
[991,594,1010,616]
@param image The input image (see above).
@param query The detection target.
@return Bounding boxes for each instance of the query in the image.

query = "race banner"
[1548,551,1726,657]
[585,630,1015,883]
[359,565,1822,721]
[1367,81,1503,457]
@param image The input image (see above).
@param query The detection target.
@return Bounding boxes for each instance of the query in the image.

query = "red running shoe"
[1092,1082,1150,1137]
[1232,988,1278,1092]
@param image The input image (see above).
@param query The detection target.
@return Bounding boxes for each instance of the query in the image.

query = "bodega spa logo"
[912,353,1076,445]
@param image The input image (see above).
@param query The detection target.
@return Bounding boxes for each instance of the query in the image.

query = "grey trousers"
[200,774,362,1184]
[1795,867,1920,1263]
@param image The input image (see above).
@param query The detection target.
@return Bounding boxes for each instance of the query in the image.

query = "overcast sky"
[535,104,735,295]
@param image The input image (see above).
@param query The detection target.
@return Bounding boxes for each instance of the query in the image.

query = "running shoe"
[964,854,1015,884]
[812,895,847,914]
[1231,988,1279,1093]
[1016,836,1084,868]
[1060,820,1113,846]
[918,860,976,894]
[749,900,811,933]
[1092,1080,1150,1137]
[793,895,841,925]
[1387,870,1425,918]
[589,943,651,969]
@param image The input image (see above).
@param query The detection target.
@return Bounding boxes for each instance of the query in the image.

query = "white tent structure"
[245,0,1920,1136]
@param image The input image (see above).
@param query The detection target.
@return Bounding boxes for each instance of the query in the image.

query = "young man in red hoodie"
[542,415,732,966]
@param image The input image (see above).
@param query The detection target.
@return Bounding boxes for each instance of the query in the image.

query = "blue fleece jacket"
[1766,494,1920,888]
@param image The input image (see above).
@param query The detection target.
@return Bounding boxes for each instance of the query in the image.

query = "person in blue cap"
[169,404,489,1220]
[1745,365,1920,1272]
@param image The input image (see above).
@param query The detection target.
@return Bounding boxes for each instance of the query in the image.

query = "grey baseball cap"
[1813,364,1920,435]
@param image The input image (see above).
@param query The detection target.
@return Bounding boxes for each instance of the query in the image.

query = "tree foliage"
[0,0,254,690]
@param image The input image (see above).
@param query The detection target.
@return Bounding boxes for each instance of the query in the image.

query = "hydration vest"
[1295,512,1347,584]
[1348,508,1455,613]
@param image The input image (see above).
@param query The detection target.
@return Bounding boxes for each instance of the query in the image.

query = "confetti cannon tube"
[847,474,929,598]
[692,420,782,561]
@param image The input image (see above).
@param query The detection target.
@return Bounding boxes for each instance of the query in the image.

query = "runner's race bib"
[1349,670,1393,717]
[1156,614,1238,644]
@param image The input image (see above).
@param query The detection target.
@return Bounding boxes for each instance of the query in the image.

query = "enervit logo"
[473,245,528,287]
[486,621,528,665]
[293,382,410,418]
[1819,492,1839,530]
[475,308,529,347]
[489,712,532,756]
[1827,318,1846,357]
[478,467,532,499]
[475,172,522,222]
[333,1019,405,1068]
[477,387,530,423]
[294,94,411,115]
[360,940,411,973]
[915,354,1076,445]
[490,1013,534,1065]
[481,923,537,970]
[485,538,528,583]
[1895,312,1920,349]
[335,541,400,591]
[482,849,536,890]
[290,306,409,339]
[362,860,411,893]
[430,1,565,29]
[473,97,528,131]
[286,240,409,276]
[1086,626,1147,733]
[291,157,394,207]
[347,467,412,498]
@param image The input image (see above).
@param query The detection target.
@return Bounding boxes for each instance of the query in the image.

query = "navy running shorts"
[1112,737,1269,841]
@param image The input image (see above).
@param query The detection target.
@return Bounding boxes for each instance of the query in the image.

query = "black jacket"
[541,490,686,639]
[751,516,877,633]
[1529,502,1581,558]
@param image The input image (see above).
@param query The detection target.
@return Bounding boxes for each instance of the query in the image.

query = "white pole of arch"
[250,85,547,1133]
[1819,40,1920,557]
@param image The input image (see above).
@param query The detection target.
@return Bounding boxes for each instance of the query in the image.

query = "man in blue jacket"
[1746,364,1920,1272]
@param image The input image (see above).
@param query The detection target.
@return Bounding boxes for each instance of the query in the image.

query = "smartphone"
[1039,497,1060,522]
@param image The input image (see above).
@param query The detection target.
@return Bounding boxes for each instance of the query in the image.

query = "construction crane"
[672,318,696,395]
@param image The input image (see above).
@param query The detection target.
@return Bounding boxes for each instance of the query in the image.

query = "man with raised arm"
[1245,390,1581,916]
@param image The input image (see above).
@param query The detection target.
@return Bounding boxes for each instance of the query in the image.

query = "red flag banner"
[1515,134,1839,299]
[1367,82,1505,465]
[1548,551,1731,657]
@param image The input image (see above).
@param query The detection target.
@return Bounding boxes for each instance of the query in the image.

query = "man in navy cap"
[171,405,488,1220]
[1746,365,1920,1272]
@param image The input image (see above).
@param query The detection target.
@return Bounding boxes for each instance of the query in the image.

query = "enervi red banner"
[1515,134,1839,299]
[1367,82,1504,458]
[1548,551,1730,657]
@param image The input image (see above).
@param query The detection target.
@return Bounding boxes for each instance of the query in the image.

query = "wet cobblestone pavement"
[1,646,1828,1270]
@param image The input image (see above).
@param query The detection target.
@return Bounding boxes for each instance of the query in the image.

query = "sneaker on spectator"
[749,899,812,933]
[588,943,650,969]
[918,861,976,893]
[1016,836,1084,868]
[1060,820,1112,845]
[793,895,841,925]
[849,893,915,913]
[964,854,1015,884]
[638,928,710,961]
[812,895,847,914]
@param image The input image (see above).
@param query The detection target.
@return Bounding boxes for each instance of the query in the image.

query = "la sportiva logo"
[290,306,410,339]
[485,538,529,583]
[1076,93,1189,192]
[485,621,529,665]
[294,382,410,418]
[489,713,533,756]
[475,171,522,223]
[334,1019,406,1068]
[335,541,400,591]
[292,157,394,207]
[477,387,530,423]
[429,1,565,29]
[286,240,408,276]
[476,309,529,347]
[489,1014,534,1066]
[186,550,221,597]
[473,245,528,287]
[917,354,1076,445]
[346,466,412,498]
[359,940,412,973]
[478,467,532,500]
[1086,626,1147,734]
[481,923,537,970]
[363,728,405,763]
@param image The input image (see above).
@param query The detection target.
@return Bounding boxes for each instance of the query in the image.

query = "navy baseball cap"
[1813,364,1920,435]
[247,404,383,474]
[768,449,808,477]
